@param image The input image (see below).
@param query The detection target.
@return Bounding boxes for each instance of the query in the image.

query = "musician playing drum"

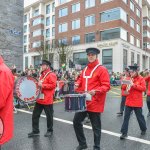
[74,48,110,150]
[28,60,57,138]
[120,64,147,139]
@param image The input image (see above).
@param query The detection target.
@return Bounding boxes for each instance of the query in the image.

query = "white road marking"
[17,109,150,145]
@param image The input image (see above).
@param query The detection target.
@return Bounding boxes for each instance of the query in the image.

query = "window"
[24,45,27,53]
[24,35,27,43]
[85,0,95,9]
[101,0,112,3]
[34,56,41,68]
[136,8,140,17]
[130,35,135,45]
[85,32,95,43]
[46,17,50,26]
[72,3,80,13]
[59,7,68,17]
[122,0,127,4]
[120,28,127,41]
[24,14,27,23]
[123,49,128,70]
[136,39,140,47]
[33,30,44,37]
[100,8,127,23]
[130,18,135,28]
[46,28,50,38]
[52,27,55,36]
[137,54,140,66]
[102,49,113,72]
[24,25,27,33]
[52,2,55,12]
[136,24,140,33]
[59,38,67,45]
[72,19,80,30]
[33,9,39,17]
[32,18,44,26]
[143,19,147,26]
[131,52,134,65]
[59,23,68,33]
[52,15,55,24]
[73,52,88,69]
[32,41,41,48]
[85,15,95,26]
[25,57,28,69]
[59,0,67,4]
[130,1,135,12]
[72,35,80,45]
[143,30,147,37]
[46,4,50,14]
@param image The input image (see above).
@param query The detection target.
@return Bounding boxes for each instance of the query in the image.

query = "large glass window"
[59,0,67,4]
[130,18,135,28]
[33,9,39,17]
[52,15,55,24]
[72,19,80,30]
[136,8,140,18]
[102,49,113,72]
[130,35,135,45]
[52,27,55,36]
[72,3,80,13]
[59,38,67,45]
[46,28,50,38]
[24,35,27,43]
[46,17,50,26]
[136,39,140,47]
[85,0,95,9]
[136,24,140,33]
[85,15,95,26]
[85,32,95,43]
[32,41,41,48]
[33,30,44,37]
[59,7,68,17]
[131,52,134,65]
[101,8,127,23]
[73,52,88,69]
[46,4,50,14]
[123,49,128,70]
[24,25,27,33]
[130,1,135,12]
[72,35,80,45]
[122,0,127,4]
[52,2,55,12]
[24,14,27,23]
[137,54,140,66]
[34,56,41,68]
[32,18,44,26]
[25,57,28,69]
[101,28,127,41]
[101,0,112,3]
[59,23,68,33]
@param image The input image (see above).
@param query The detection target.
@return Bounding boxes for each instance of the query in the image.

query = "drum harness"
[83,63,101,92]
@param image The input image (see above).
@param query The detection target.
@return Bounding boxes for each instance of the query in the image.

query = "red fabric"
[121,76,131,96]
[125,75,146,107]
[144,75,150,96]
[0,57,14,145]
[37,68,57,105]
[75,59,110,112]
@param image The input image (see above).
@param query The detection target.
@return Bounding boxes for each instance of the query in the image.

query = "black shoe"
[44,131,53,137]
[117,112,123,116]
[76,144,88,150]
[28,132,40,138]
[147,112,150,117]
[93,147,100,150]
[141,130,146,135]
[120,134,127,140]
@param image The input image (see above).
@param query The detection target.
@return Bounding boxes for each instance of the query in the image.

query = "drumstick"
[0,117,4,139]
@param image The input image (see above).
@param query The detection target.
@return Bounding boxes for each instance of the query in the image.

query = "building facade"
[24,0,150,72]
[0,0,24,70]
[24,0,55,70]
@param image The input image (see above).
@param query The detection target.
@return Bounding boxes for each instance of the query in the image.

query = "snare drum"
[14,76,40,103]
[65,94,86,112]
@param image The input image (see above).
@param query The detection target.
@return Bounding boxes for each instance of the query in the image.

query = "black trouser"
[121,106,147,134]
[120,96,126,113]
[32,103,53,133]
[73,111,101,150]
[146,96,150,112]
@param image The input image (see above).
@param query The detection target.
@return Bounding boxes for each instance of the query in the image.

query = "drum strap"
[40,71,52,83]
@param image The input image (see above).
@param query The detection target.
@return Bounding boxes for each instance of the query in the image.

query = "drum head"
[14,76,40,102]
[0,118,4,139]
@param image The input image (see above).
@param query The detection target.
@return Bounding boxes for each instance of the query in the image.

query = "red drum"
[65,94,86,112]
[14,76,40,103]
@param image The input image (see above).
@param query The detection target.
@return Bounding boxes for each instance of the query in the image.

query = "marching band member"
[0,55,14,149]
[144,70,150,117]
[117,68,131,116]
[28,60,57,138]
[74,48,110,150]
[120,64,147,140]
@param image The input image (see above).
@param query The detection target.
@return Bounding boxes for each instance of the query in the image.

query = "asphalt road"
[2,88,150,150]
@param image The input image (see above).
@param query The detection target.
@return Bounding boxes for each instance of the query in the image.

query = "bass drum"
[14,76,40,103]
